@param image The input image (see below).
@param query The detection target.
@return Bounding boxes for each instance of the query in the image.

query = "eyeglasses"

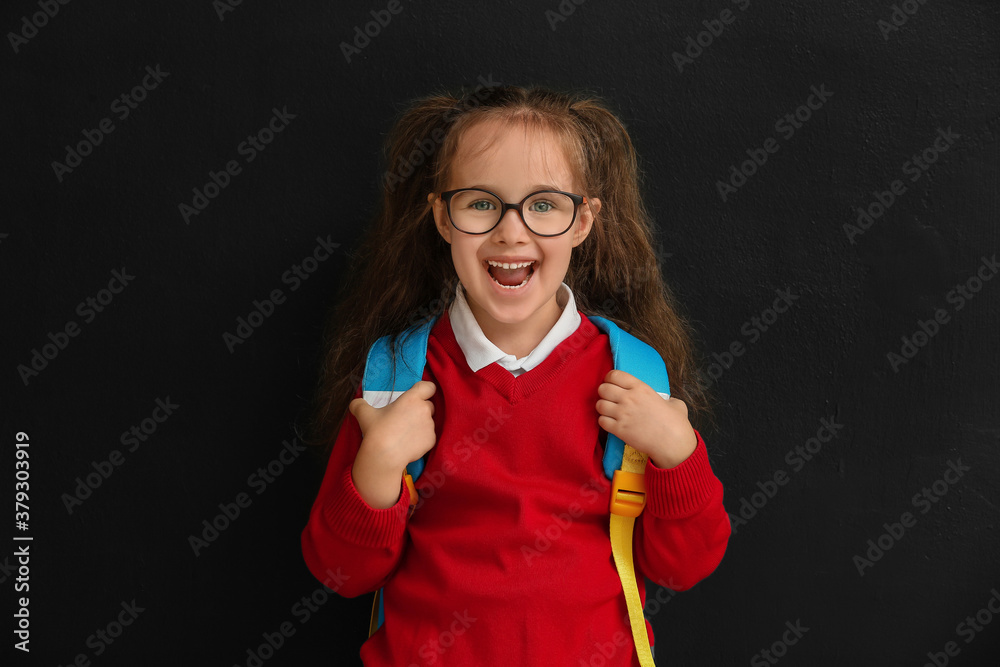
[439,188,587,237]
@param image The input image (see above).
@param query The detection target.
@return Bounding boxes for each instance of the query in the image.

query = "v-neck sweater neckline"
[433,308,601,404]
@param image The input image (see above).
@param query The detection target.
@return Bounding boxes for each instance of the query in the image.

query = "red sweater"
[301,310,730,666]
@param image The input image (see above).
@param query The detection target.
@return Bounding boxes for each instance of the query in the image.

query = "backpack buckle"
[610,470,646,517]
[403,472,418,507]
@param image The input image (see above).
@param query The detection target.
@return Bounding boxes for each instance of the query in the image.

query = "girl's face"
[430,119,600,351]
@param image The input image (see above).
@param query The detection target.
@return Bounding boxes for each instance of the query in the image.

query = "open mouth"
[485,260,536,290]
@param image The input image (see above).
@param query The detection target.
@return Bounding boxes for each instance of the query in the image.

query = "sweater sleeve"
[300,385,413,598]
[632,429,731,592]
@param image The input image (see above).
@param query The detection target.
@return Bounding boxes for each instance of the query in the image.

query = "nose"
[493,206,531,240]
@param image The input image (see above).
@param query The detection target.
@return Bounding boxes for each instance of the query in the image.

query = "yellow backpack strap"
[609,443,655,666]
[590,314,667,666]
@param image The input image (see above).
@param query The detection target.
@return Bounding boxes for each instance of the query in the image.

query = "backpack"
[360,312,668,667]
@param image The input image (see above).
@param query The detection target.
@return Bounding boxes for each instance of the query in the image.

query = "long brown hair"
[300,83,713,457]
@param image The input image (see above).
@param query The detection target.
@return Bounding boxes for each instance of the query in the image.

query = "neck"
[471,289,565,359]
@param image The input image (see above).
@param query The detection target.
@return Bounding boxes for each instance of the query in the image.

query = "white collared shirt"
[448,280,580,377]
[447,281,670,399]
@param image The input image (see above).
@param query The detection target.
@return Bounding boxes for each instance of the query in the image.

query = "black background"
[3,0,999,665]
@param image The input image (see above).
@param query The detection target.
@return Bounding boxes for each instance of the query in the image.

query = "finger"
[596,398,619,418]
[407,380,437,398]
[349,397,370,417]
[597,381,626,402]
[604,369,639,388]
[348,398,372,435]
[597,414,618,432]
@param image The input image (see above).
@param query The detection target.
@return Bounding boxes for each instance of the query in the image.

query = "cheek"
[451,242,481,273]
[540,244,573,268]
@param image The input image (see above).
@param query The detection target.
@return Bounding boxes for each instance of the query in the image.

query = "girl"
[301,84,731,666]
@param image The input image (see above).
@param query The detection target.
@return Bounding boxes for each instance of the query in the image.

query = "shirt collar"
[447,281,582,376]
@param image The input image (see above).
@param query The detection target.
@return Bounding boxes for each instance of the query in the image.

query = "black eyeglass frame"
[439,187,588,237]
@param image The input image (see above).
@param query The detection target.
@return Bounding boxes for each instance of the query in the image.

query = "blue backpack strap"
[362,315,439,481]
[587,315,671,480]
[363,315,439,637]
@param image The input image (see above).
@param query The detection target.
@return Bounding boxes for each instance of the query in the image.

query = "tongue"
[490,265,530,286]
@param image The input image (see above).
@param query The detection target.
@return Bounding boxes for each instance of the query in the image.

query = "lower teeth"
[496,278,527,289]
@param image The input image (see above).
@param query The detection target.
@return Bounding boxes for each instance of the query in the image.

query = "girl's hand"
[596,370,697,469]
[349,381,438,508]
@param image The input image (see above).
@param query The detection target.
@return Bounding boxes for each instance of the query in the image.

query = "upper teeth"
[487,260,534,269]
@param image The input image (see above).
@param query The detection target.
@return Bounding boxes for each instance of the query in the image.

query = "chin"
[468,273,560,326]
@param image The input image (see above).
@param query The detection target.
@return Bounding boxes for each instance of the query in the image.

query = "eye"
[528,199,556,214]
[469,199,496,211]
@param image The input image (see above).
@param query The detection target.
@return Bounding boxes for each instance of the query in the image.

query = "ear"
[428,191,452,244]
[572,197,600,248]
